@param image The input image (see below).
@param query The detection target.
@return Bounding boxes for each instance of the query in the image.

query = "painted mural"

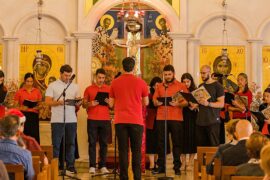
[92,9,172,84]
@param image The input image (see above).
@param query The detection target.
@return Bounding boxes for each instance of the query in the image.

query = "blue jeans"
[51,123,77,168]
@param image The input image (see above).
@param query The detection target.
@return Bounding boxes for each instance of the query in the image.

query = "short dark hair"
[0,70,5,78]
[24,72,34,81]
[96,68,106,76]
[122,57,135,72]
[163,64,175,73]
[60,64,72,74]
[0,115,20,138]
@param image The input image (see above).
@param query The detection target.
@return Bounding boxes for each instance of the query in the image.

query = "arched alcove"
[257,17,270,43]
[80,0,180,32]
[195,13,251,44]
[13,12,69,43]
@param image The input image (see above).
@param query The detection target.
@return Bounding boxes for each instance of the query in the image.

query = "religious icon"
[32,50,52,94]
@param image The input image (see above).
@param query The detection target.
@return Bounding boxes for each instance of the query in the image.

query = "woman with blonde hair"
[235,132,269,176]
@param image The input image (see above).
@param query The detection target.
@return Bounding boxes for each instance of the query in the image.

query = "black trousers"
[196,123,220,147]
[87,120,111,168]
[156,120,183,171]
[116,124,143,180]
[22,111,40,144]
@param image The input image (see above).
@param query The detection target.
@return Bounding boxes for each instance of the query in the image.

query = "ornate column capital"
[2,36,18,41]
[72,32,97,40]
[168,32,193,40]
[247,38,263,43]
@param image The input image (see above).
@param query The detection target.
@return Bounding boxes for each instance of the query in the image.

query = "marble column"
[2,37,19,80]
[247,39,263,87]
[187,38,200,82]
[73,32,96,161]
[169,33,192,80]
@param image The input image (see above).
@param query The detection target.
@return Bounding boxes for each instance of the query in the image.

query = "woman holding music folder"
[180,73,197,171]
[256,88,270,137]
[14,72,42,143]
[228,73,252,120]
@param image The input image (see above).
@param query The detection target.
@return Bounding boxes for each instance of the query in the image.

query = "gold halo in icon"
[100,14,115,30]
[155,15,167,30]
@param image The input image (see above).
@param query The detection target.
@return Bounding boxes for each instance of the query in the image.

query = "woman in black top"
[180,73,198,171]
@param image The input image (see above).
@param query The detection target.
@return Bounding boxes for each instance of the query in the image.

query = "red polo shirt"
[153,80,188,121]
[110,74,148,125]
[84,84,110,120]
[14,87,42,113]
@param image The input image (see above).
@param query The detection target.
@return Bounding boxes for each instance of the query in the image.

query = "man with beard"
[190,65,224,146]
[152,65,188,175]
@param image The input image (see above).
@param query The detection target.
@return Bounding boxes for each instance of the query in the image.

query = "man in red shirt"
[83,68,111,174]
[153,65,188,175]
[109,57,149,180]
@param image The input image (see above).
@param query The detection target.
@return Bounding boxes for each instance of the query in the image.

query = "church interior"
[1,0,270,179]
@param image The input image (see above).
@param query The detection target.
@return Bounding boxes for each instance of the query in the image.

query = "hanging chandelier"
[117,0,145,33]
[220,0,229,60]
[35,0,44,61]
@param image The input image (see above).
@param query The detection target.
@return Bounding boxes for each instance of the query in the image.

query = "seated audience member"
[0,160,9,180]
[260,144,270,180]
[7,109,41,151]
[206,119,239,174]
[235,132,268,176]
[221,120,253,166]
[7,109,49,165]
[0,115,34,180]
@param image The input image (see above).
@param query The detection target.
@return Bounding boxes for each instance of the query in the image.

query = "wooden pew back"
[194,146,218,180]
[40,145,53,163]
[5,164,24,180]
[231,176,264,180]
[221,166,237,180]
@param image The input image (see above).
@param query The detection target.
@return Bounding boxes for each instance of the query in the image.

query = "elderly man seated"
[221,119,253,166]
[0,115,34,180]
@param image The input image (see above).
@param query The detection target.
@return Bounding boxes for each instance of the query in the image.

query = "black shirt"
[196,81,224,126]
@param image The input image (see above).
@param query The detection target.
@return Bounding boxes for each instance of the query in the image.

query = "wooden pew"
[41,164,51,180]
[201,152,216,180]
[231,176,264,180]
[5,164,24,180]
[221,166,237,180]
[194,146,218,180]
[31,150,45,168]
[208,158,221,180]
[51,158,59,180]
[32,156,41,180]
[41,145,53,163]
[37,168,47,180]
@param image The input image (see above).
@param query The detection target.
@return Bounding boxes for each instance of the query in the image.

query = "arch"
[13,10,69,37]
[81,0,180,32]
[194,12,252,39]
[0,19,7,36]
[257,17,270,39]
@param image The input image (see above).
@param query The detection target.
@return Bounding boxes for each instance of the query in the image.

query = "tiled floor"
[62,168,194,180]
[61,154,194,180]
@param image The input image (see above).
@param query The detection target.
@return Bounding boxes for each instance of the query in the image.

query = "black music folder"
[65,99,82,106]
[23,99,38,108]
[179,92,198,104]
[157,97,172,106]
[225,92,235,105]
[94,92,109,106]
[251,111,267,122]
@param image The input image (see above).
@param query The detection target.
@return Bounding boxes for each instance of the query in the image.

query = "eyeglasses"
[200,71,210,75]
